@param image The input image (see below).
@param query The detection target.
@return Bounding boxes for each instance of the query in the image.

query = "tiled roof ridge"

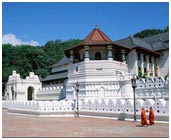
[129,36,135,46]
[83,27,113,44]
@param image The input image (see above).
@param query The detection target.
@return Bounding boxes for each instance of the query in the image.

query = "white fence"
[2,98,169,116]
[135,76,169,99]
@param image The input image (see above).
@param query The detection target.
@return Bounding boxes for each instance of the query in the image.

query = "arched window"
[95,52,101,60]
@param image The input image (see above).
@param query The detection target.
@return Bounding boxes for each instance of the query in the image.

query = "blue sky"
[2,2,169,46]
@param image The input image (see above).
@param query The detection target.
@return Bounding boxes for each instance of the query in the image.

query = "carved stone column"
[151,56,155,77]
[156,58,160,77]
[140,53,144,76]
[84,46,89,61]
[107,45,113,60]
[121,49,126,63]
[70,50,74,64]
[146,55,150,76]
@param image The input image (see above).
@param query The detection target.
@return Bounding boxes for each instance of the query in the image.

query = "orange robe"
[149,109,155,125]
[141,109,148,126]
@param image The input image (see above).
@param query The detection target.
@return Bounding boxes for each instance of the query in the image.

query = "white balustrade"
[93,99,100,111]
[143,99,155,112]
[116,99,126,113]
[2,98,169,117]
[124,99,134,113]
[108,99,117,112]
[136,99,144,113]
[153,99,166,115]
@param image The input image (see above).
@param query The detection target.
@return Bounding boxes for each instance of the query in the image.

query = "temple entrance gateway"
[27,87,34,100]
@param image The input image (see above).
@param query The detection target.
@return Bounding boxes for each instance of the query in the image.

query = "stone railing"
[79,98,169,116]
[136,76,169,99]
[2,98,169,117]
[2,100,74,112]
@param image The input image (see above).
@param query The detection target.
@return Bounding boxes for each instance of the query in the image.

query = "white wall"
[2,98,169,116]
[158,50,169,76]
[6,71,41,101]
[127,49,138,75]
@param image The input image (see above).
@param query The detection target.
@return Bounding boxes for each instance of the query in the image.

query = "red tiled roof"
[82,27,113,45]
[64,27,131,57]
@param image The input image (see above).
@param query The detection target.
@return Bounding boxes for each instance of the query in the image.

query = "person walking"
[149,107,155,125]
[141,107,148,127]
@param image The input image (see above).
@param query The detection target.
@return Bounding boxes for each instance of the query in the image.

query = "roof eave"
[133,47,161,57]
[112,41,131,50]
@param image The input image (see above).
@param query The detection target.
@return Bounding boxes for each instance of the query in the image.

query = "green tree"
[133,26,169,39]
[2,39,82,96]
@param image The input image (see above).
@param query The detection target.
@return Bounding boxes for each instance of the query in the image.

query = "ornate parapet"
[26,72,39,80]
[66,81,123,100]
[36,84,64,101]
[2,98,169,118]
[135,76,169,99]
[137,76,169,88]
[8,70,21,81]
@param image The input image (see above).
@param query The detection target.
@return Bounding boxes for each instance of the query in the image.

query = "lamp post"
[131,75,137,121]
[75,82,79,117]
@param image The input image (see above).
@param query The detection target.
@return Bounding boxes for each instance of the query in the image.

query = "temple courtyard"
[2,109,169,138]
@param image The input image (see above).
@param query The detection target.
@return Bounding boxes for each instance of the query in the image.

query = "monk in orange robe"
[149,107,155,125]
[141,107,148,126]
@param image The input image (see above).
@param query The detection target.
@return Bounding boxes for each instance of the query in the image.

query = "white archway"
[27,86,34,100]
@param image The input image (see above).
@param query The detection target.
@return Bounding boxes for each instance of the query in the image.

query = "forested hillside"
[2,39,82,95]
[133,26,169,38]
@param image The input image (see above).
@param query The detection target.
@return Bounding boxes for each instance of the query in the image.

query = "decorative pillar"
[70,50,74,64]
[107,45,113,60]
[132,50,138,76]
[84,46,89,61]
[121,49,126,63]
[146,55,150,76]
[135,59,138,76]
[151,56,155,77]
[156,58,160,77]
[140,53,144,76]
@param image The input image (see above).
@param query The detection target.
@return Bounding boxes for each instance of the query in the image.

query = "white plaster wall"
[127,49,138,75]
[67,60,130,83]
[158,50,169,76]
[120,80,133,98]
[6,71,41,101]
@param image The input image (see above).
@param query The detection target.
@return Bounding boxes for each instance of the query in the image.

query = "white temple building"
[3,27,169,120]
[5,26,169,101]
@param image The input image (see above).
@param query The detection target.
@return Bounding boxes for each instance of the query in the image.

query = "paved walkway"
[2,109,169,138]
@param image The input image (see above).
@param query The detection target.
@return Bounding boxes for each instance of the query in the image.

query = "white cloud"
[2,33,40,46]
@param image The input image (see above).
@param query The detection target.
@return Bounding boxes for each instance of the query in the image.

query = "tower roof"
[65,26,131,57]
[82,26,113,45]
